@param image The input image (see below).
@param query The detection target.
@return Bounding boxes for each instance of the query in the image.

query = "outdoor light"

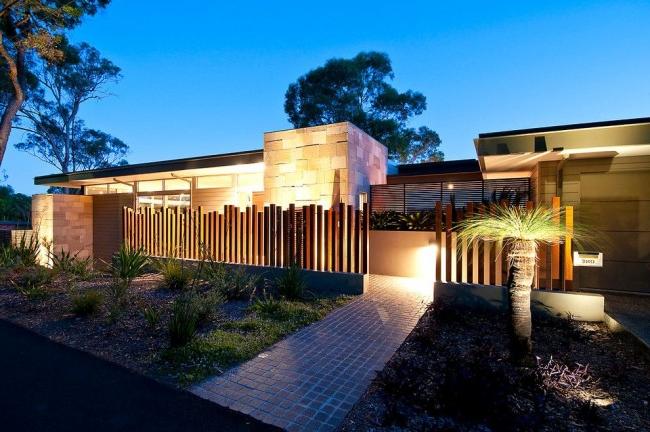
[447,183,454,190]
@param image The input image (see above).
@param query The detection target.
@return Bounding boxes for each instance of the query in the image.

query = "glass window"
[137,195,164,210]
[164,178,191,191]
[137,194,189,210]
[196,175,233,189]
[107,183,133,194]
[138,180,164,192]
[165,194,190,208]
[85,184,108,195]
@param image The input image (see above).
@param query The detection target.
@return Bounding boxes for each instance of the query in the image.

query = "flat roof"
[35,149,264,186]
[393,159,480,176]
[478,117,650,139]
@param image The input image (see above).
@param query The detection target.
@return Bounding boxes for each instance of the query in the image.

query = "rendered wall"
[536,156,650,294]
[369,230,438,279]
[263,122,387,208]
[32,194,93,265]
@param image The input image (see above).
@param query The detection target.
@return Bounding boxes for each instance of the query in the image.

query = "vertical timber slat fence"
[370,197,575,291]
[122,203,369,274]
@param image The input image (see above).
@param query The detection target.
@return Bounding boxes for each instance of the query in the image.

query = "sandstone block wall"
[263,122,387,208]
[32,194,93,265]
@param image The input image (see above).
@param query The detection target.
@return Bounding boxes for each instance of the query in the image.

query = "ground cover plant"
[341,301,650,431]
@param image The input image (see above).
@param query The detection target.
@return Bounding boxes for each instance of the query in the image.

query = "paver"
[192,275,432,431]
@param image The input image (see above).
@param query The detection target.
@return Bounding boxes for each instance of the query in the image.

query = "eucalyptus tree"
[0,0,110,167]
[284,51,443,163]
[15,41,127,176]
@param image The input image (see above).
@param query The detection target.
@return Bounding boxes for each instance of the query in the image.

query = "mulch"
[0,271,245,383]
[341,301,650,432]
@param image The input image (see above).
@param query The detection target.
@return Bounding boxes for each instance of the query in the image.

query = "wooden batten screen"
[122,203,369,274]
[370,197,575,291]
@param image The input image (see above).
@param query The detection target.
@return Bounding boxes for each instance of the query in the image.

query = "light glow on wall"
[416,243,438,282]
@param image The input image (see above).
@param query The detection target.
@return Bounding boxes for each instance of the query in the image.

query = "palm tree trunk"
[507,240,536,356]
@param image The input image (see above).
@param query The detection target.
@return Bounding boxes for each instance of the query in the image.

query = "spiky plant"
[457,205,584,355]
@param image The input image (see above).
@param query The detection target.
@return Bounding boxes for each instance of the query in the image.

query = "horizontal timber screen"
[371,177,531,212]
[122,203,369,274]
[370,197,574,291]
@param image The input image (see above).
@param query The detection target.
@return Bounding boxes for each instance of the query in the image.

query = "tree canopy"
[0,0,110,167]
[0,184,30,221]
[14,41,128,174]
[284,52,443,163]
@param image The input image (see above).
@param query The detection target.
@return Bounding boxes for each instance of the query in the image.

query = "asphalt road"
[0,319,278,432]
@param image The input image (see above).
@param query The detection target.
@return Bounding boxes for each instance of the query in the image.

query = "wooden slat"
[551,196,561,289]
[564,205,574,290]
[450,232,457,283]
[276,205,283,267]
[346,205,353,273]
[263,206,270,266]
[338,203,346,272]
[483,240,491,285]
[353,209,360,273]
[495,239,503,286]
[316,205,324,271]
[435,201,442,281]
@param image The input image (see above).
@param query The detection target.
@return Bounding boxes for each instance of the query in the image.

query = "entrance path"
[192,275,432,432]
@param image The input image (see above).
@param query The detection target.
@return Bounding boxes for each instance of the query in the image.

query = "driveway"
[0,319,278,432]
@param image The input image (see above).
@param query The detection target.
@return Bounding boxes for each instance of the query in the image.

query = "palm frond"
[456,205,588,248]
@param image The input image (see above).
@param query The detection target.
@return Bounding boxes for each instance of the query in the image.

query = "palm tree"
[457,205,582,355]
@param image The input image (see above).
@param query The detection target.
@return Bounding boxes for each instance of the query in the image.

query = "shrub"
[143,306,161,329]
[112,244,148,284]
[276,262,305,299]
[0,245,17,268]
[193,289,225,324]
[204,261,258,300]
[226,267,258,300]
[371,210,401,230]
[154,257,193,290]
[11,266,52,300]
[168,295,200,347]
[203,260,227,289]
[106,244,148,322]
[71,290,103,316]
[400,211,434,230]
[13,232,40,267]
[0,232,40,269]
[51,249,93,279]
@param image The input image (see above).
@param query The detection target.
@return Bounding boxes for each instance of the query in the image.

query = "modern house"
[29,117,650,295]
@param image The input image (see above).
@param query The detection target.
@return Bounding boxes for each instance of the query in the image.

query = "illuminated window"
[137,194,189,210]
[196,175,233,189]
[108,183,133,193]
[164,178,191,191]
[138,180,164,192]
[85,185,108,195]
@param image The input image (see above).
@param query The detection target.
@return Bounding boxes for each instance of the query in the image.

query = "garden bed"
[0,256,352,387]
[341,301,650,431]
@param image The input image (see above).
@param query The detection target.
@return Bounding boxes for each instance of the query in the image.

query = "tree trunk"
[507,240,536,356]
[0,34,25,167]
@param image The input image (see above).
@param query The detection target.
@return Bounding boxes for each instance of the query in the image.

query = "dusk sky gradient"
[4,0,650,194]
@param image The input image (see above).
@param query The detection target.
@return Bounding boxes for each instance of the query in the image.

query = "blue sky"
[4,0,650,194]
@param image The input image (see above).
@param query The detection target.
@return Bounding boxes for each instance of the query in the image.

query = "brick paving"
[191,275,432,432]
